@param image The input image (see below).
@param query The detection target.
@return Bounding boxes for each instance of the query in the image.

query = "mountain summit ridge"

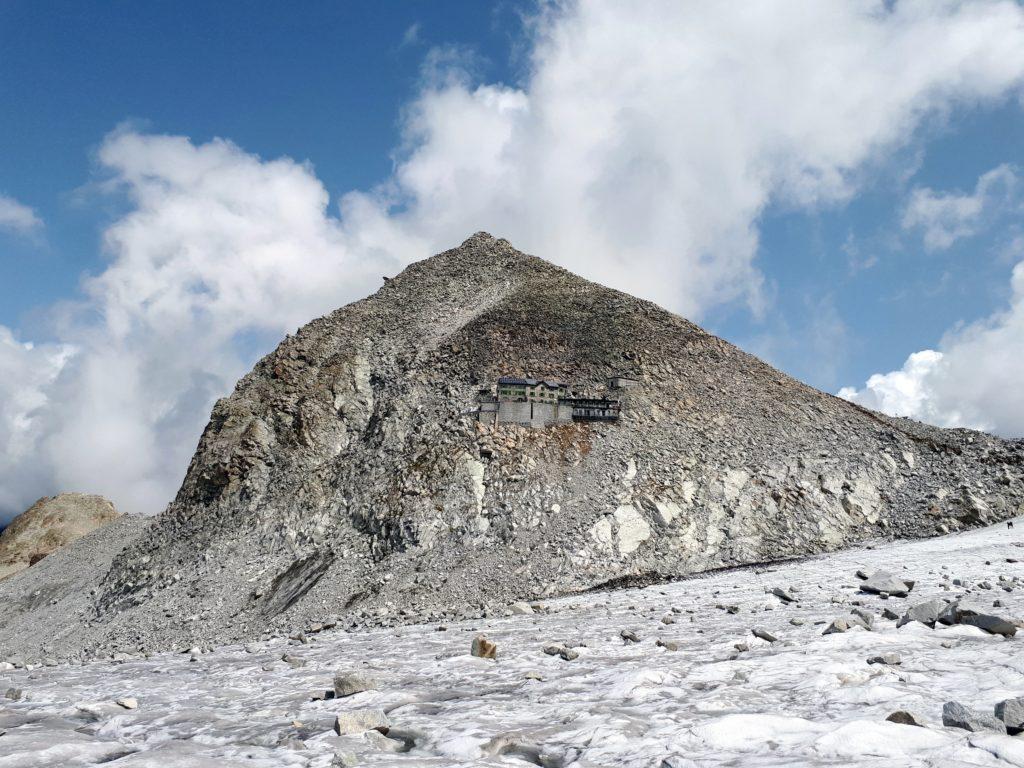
[1,232,1021,659]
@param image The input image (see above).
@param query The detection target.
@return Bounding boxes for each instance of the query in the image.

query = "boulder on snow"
[333,671,377,697]
[942,701,1006,733]
[896,599,949,628]
[471,634,497,659]
[957,610,1017,637]
[935,603,1018,636]
[886,710,925,727]
[333,708,391,736]
[995,698,1024,734]
[867,652,901,665]
[823,612,871,635]
[751,627,778,643]
[860,570,914,598]
[770,587,795,603]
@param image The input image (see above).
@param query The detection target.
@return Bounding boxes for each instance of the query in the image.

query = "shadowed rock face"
[0,494,121,580]
[5,233,1024,658]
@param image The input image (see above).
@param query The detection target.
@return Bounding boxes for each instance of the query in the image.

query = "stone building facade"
[476,376,622,428]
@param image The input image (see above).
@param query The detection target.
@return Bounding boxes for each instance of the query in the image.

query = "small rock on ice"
[333,708,391,736]
[471,634,497,659]
[333,671,377,697]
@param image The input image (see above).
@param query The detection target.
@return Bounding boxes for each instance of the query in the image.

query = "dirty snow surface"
[3,521,1024,768]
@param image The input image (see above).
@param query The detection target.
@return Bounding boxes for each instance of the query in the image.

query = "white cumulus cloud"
[840,260,1024,436]
[902,164,1019,250]
[6,0,1024,520]
[0,194,43,235]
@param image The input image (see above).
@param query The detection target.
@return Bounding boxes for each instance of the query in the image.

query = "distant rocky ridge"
[1,233,1022,661]
[0,493,121,581]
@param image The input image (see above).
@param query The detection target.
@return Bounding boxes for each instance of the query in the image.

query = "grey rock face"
[2,232,1023,659]
[860,571,913,598]
[896,599,949,628]
[957,610,1017,637]
[333,671,377,697]
[995,698,1024,734]
[942,701,1006,733]
[333,708,390,736]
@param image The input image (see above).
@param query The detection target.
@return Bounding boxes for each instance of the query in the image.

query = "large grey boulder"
[995,698,1024,734]
[896,599,949,628]
[333,671,377,698]
[333,708,391,736]
[936,603,1018,636]
[860,571,914,597]
[942,701,1006,733]
[957,610,1017,637]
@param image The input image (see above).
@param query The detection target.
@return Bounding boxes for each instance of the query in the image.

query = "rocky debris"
[364,729,409,753]
[896,599,948,628]
[333,708,391,736]
[115,697,138,710]
[942,701,1006,733]
[0,494,121,581]
[859,571,914,598]
[751,627,777,643]
[823,618,850,635]
[2,233,1023,660]
[823,612,871,635]
[886,711,925,727]
[867,652,901,665]
[542,644,579,661]
[911,601,1021,637]
[850,607,875,628]
[471,635,497,659]
[333,671,377,697]
[995,698,1024,734]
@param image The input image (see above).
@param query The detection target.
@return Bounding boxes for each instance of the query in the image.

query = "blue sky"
[0,0,522,326]
[2,1,1024,521]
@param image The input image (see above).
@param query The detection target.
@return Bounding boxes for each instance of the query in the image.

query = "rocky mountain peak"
[0,493,121,581]
[2,234,1022,658]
